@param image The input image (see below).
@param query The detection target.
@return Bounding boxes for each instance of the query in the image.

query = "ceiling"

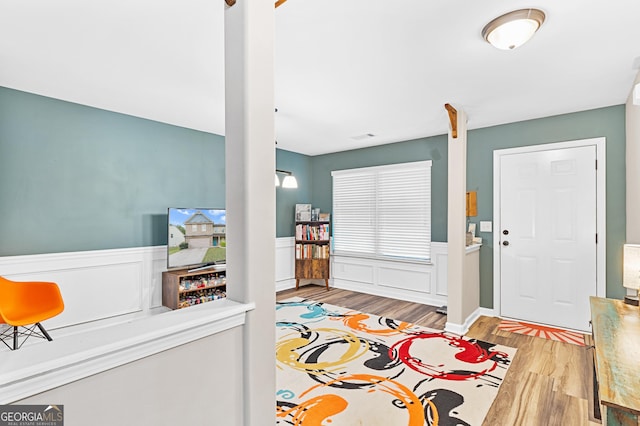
[2,1,640,156]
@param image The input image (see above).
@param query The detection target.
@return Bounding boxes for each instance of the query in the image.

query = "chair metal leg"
[1,323,54,350]
[36,322,53,341]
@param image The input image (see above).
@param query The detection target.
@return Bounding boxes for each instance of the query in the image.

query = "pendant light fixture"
[275,169,298,188]
[482,8,545,50]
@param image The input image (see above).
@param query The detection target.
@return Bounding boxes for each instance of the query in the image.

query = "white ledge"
[465,243,482,253]
[0,299,255,403]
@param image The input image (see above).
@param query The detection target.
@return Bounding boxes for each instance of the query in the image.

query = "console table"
[590,296,640,425]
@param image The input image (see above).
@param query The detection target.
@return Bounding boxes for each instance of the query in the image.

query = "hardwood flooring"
[277,285,601,426]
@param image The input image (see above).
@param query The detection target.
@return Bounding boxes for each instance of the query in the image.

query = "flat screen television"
[167,208,226,271]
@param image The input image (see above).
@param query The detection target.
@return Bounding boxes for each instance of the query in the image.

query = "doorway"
[493,138,606,332]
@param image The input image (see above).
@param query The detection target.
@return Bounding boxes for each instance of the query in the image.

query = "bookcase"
[295,221,330,290]
[162,268,227,310]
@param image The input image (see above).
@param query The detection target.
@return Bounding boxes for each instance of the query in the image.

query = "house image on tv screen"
[168,225,186,247]
[184,210,226,248]
[168,208,226,269]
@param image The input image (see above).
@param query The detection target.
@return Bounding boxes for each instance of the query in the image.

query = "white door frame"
[492,137,606,318]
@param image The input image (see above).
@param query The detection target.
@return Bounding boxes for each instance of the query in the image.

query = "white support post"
[224,1,276,424]
[445,106,473,334]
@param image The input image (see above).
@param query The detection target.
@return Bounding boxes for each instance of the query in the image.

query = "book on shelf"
[295,223,330,241]
[295,243,330,260]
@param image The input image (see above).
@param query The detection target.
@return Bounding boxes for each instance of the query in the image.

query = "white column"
[627,71,640,243]
[225,1,275,424]
[626,72,640,297]
[445,107,469,333]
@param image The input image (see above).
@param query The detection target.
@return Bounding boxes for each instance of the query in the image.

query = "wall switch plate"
[480,221,492,232]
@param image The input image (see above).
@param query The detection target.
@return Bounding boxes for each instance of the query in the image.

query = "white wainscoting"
[0,246,167,330]
[332,242,449,306]
[0,246,254,404]
[0,241,476,332]
[274,239,451,307]
[0,240,295,332]
[275,237,296,291]
[0,240,298,331]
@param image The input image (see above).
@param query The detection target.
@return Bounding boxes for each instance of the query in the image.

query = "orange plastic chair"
[0,276,64,350]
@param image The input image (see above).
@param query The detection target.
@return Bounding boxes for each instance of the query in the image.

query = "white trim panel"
[0,246,167,330]
[275,237,296,291]
[331,242,449,306]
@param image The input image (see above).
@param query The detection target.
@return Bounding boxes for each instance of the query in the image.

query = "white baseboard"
[478,307,496,317]
[276,278,296,292]
[445,307,485,336]
[444,322,467,336]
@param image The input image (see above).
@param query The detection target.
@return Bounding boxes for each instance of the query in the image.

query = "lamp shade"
[282,175,298,188]
[482,9,545,50]
[623,244,640,290]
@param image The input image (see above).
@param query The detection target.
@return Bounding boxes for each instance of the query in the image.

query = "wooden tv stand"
[162,268,227,310]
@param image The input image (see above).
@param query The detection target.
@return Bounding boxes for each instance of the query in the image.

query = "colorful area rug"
[497,319,586,346]
[276,297,517,425]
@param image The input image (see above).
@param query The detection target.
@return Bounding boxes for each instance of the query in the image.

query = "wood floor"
[277,285,601,426]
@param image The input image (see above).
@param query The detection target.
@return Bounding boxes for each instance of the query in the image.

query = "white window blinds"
[332,160,432,261]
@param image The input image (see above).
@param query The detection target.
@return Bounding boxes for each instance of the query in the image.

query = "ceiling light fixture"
[275,169,298,188]
[482,8,545,50]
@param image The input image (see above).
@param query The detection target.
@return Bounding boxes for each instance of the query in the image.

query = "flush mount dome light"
[482,8,545,50]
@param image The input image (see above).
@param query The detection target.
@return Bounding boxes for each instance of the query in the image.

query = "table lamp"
[623,243,640,305]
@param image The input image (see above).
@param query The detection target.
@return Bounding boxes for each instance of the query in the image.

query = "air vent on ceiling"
[350,133,376,141]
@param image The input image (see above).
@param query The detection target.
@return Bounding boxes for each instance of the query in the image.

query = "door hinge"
[596,233,598,244]
[595,159,598,170]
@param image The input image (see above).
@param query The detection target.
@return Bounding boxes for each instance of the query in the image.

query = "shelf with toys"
[162,268,227,310]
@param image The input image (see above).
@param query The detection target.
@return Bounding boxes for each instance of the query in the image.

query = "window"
[332,160,432,261]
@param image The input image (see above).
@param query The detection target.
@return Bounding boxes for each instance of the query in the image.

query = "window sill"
[0,299,254,403]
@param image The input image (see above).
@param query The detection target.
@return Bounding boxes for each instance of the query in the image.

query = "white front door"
[499,145,597,331]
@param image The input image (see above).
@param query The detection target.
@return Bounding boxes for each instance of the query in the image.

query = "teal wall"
[0,87,225,256]
[275,148,312,237]
[310,135,449,242]
[1,87,626,305]
[309,105,626,306]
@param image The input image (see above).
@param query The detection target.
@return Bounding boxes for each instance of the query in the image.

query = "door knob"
[502,241,509,246]
[503,230,509,235]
